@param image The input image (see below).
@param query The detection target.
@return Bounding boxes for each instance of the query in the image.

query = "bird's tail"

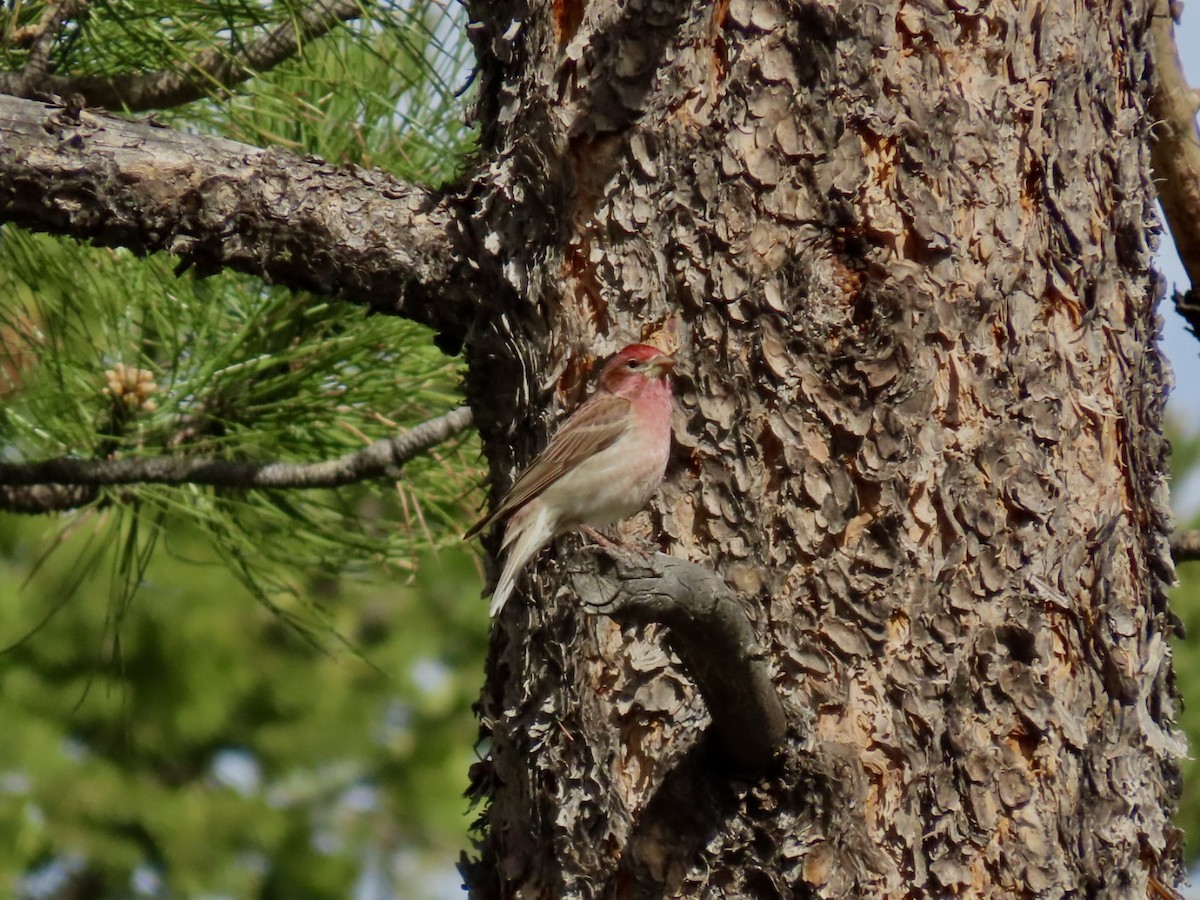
[489,503,553,617]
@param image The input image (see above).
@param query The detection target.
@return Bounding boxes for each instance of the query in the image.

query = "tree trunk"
[459,0,1183,896]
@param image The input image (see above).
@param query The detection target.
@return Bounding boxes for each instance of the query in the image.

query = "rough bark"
[0,483,97,513]
[0,93,478,339]
[459,0,1183,897]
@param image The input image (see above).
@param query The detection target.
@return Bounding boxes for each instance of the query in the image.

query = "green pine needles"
[0,0,480,610]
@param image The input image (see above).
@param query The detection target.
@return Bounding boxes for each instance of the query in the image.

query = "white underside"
[539,429,666,531]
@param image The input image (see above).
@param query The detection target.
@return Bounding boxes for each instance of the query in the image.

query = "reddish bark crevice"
[553,0,587,47]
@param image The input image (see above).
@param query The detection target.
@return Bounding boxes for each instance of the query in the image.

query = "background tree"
[1,0,1199,897]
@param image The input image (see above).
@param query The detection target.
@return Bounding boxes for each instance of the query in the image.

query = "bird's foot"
[581,526,653,560]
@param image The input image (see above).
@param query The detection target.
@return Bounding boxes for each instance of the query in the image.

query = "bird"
[465,343,676,616]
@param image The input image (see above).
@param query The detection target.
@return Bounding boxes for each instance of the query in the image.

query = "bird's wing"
[464,393,631,538]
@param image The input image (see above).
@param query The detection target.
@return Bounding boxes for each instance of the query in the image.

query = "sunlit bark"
[460,0,1183,896]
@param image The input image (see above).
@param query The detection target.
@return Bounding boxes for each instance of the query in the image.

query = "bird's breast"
[540,423,670,531]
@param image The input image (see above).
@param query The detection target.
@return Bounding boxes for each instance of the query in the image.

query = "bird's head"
[597,343,676,397]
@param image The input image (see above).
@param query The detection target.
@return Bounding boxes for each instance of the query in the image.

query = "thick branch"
[0,93,479,337]
[0,0,363,112]
[0,407,471,508]
[569,549,787,774]
[1149,0,1200,290]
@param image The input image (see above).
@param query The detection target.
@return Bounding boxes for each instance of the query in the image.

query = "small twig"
[0,0,364,111]
[22,1,85,76]
[1149,0,1200,292]
[569,548,787,774]
[0,407,472,508]
[1171,528,1200,563]
[1150,873,1185,900]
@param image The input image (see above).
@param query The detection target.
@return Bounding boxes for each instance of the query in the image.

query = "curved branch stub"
[569,548,787,774]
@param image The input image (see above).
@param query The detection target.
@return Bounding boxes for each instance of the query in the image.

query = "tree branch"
[1149,0,1200,291]
[0,0,364,112]
[18,0,87,78]
[0,483,98,514]
[1171,528,1200,562]
[569,548,787,774]
[0,93,480,338]
[0,406,472,512]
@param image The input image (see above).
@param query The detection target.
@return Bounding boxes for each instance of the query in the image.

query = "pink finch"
[466,343,675,616]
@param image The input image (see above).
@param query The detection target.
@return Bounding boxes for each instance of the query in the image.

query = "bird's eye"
[626,359,639,369]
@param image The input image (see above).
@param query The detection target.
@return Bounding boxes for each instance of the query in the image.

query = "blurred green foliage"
[0,515,488,898]
[1169,422,1200,862]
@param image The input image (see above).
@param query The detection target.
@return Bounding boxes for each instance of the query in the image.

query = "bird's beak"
[645,354,676,378]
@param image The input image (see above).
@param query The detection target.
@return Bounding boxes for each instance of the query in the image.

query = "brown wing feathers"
[463,394,631,538]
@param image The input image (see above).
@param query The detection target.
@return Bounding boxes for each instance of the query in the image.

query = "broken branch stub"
[569,548,787,774]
